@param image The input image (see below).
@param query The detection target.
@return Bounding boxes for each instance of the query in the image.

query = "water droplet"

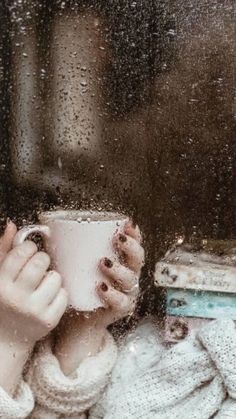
[40,68,46,79]
[58,157,62,169]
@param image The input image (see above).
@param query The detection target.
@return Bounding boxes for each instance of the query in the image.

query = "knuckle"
[22,240,37,254]
[44,313,60,330]
[40,316,54,331]
[14,241,36,258]
[0,284,14,306]
[34,311,57,331]
[136,246,144,262]
[33,252,50,268]
[25,240,38,251]
[46,317,58,330]
[129,276,139,294]
[30,305,41,318]
[14,246,28,259]
[121,297,136,315]
[118,295,130,312]
[129,271,138,284]
[49,271,62,286]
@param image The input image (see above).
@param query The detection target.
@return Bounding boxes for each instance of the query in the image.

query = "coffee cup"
[13,210,128,311]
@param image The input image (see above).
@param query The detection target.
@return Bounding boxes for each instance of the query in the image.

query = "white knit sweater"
[0,319,236,418]
[0,330,117,419]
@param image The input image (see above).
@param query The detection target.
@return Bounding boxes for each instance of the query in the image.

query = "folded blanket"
[104,319,236,419]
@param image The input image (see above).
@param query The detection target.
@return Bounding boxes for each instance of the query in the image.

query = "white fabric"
[90,319,164,419]
[1,319,236,418]
[28,330,117,418]
[90,319,236,419]
[0,379,34,419]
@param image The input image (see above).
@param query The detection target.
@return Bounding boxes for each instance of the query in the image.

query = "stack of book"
[155,255,236,343]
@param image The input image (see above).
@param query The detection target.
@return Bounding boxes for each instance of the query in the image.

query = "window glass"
[1,1,236,417]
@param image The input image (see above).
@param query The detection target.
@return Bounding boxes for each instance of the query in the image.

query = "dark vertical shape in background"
[0,2,11,230]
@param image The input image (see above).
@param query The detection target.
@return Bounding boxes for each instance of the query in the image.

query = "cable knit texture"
[1,320,236,418]
[27,330,117,417]
[90,319,236,419]
[0,380,34,419]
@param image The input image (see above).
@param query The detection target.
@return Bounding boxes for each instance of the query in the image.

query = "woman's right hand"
[55,221,144,375]
[95,220,144,327]
[0,220,68,350]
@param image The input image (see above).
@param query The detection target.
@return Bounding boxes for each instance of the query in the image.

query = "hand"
[96,220,143,327]
[0,221,68,350]
[55,220,144,375]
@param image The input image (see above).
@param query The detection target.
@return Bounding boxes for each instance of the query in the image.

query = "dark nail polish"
[104,257,113,268]
[100,282,108,292]
[119,233,127,243]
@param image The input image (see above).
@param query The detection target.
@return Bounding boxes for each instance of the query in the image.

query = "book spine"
[155,262,236,293]
[166,288,236,319]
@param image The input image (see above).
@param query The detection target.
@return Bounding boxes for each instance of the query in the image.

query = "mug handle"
[13,225,51,247]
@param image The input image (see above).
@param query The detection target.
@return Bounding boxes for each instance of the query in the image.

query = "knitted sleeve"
[27,330,117,418]
[0,379,34,419]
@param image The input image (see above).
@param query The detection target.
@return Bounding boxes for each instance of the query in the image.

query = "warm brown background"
[1,0,236,314]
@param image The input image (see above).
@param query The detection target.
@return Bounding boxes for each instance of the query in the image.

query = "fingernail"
[100,282,108,292]
[103,257,113,268]
[119,233,127,243]
[6,217,11,225]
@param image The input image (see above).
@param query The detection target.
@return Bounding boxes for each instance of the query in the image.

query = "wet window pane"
[0,1,236,417]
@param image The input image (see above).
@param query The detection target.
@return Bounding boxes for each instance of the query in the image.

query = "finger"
[0,240,38,281]
[33,271,62,306]
[45,288,68,328]
[99,258,139,294]
[16,251,50,290]
[97,280,136,315]
[0,221,17,263]
[113,233,145,274]
[124,220,142,243]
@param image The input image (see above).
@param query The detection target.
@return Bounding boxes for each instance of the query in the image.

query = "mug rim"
[38,210,128,223]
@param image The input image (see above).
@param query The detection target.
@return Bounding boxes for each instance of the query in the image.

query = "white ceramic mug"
[13,210,128,311]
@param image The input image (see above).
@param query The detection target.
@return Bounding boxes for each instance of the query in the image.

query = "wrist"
[0,326,34,355]
[55,315,106,375]
[0,333,32,396]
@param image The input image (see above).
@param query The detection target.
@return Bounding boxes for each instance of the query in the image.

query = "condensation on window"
[1,2,236,314]
[0,1,236,417]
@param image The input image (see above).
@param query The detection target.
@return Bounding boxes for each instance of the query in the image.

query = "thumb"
[0,220,17,262]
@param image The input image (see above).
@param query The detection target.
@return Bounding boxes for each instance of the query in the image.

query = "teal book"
[166,288,236,319]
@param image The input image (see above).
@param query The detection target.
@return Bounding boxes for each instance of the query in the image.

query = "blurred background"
[1,0,236,315]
